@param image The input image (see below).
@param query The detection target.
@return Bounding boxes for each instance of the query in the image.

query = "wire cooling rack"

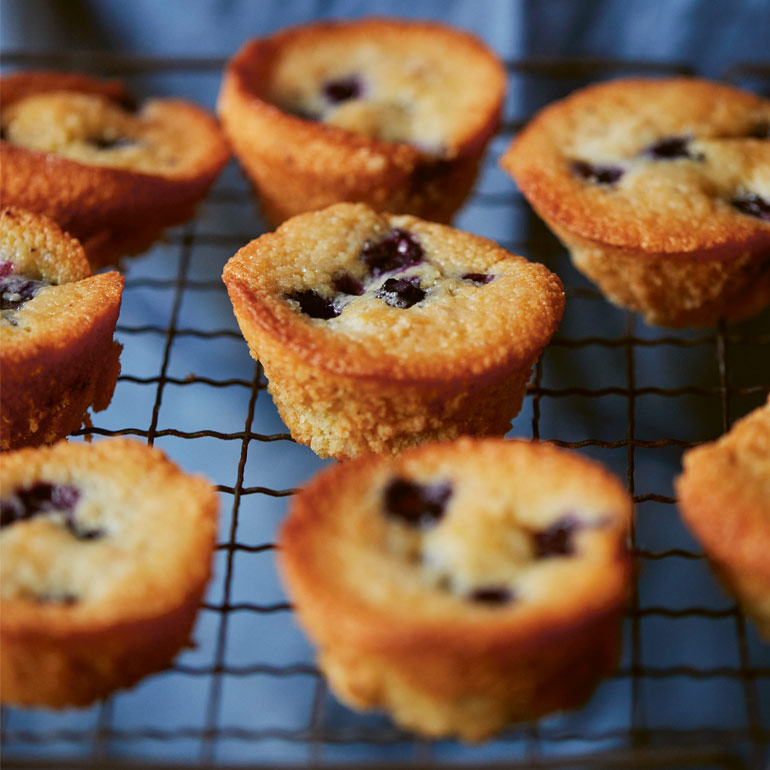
[1,51,769,770]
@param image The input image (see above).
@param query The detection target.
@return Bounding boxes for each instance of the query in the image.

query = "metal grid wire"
[1,51,769,770]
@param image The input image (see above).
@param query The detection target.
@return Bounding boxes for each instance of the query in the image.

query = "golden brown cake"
[279,437,633,740]
[223,203,564,459]
[0,438,219,708]
[1,206,123,451]
[676,397,770,638]
[218,18,506,226]
[501,77,770,327]
[0,70,230,267]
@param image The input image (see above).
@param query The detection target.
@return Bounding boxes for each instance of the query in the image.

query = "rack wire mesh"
[0,50,769,770]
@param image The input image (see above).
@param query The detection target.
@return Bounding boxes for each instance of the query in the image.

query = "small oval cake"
[279,437,633,740]
[1,70,230,267]
[676,397,770,639]
[1,206,123,451]
[0,438,219,708]
[223,203,564,459]
[501,77,770,327]
[218,18,506,226]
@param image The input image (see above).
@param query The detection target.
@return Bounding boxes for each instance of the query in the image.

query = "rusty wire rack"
[1,50,769,770]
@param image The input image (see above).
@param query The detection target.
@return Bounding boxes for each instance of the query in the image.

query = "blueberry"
[571,160,624,185]
[37,592,79,605]
[642,135,701,160]
[0,274,48,311]
[0,482,100,540]
[323,76,362,104]
[461,272,494,285]
[732,193,770,221]
[332,274,365,296]
[286,289,340,319]
[375,277,426,309]
[384,478,452,529]
[533,515,582,558]
[749,122,770,139]
[468,586,514,605]
[88,136,137,150]
[361,229,424,276]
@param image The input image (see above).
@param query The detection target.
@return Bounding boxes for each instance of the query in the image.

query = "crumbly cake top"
[0,206,90,284]
[1,72,229,178]
[280,438,632,635]
[677,397,770,580]
[0,207,122,340]
[0,439,218,629]
[246,18,506,156]
[501,77,770,253]
[223,203,564,380]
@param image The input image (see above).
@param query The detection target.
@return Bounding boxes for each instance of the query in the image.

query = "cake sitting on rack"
[223,202,564,459]
[0,71,230,267]
[279,436,633,741]
[677,396,770,639]
[501,77,770,327]
[0,438,219,708]
[218,17,506,226]
[0,206,123,451]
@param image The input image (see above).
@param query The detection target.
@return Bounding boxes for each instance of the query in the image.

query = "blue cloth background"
[1,1,769,767]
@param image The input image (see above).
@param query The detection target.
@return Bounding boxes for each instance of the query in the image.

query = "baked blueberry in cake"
[279,437,633,740]
[1,71,230,267]
[218,18,506,226]
[0,438,219,708]
[222,203,564,459]
[676,396,770,639]
[0,207,123,451]
[501,77,770,327]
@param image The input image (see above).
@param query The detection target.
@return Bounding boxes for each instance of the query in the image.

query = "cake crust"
[0,438,219,707]
[1,71,230,267]
[279,437,633,740]
[223,203,564,457]
[218,17,506,226]
[1,207,123,450]
[501,77,770,326]
[676,397,770,637]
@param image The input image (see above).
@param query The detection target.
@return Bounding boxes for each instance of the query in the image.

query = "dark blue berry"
[37,592,79,605]
[533,515,582,558]
[749,123,770,139]
[469,586,514,605]
[1,275,48,311]
[375,277,426,309]
[642,135,700,160]
[461,273,494,285]
[732,193,770,221]
[323,76,362,104]
[384,478,452,529]
[286,289,340,319]
[571,160,624,185]
[88,136,137,150]
[361,229,424,276]
[0,483,100,540]
[333,274,365,296]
